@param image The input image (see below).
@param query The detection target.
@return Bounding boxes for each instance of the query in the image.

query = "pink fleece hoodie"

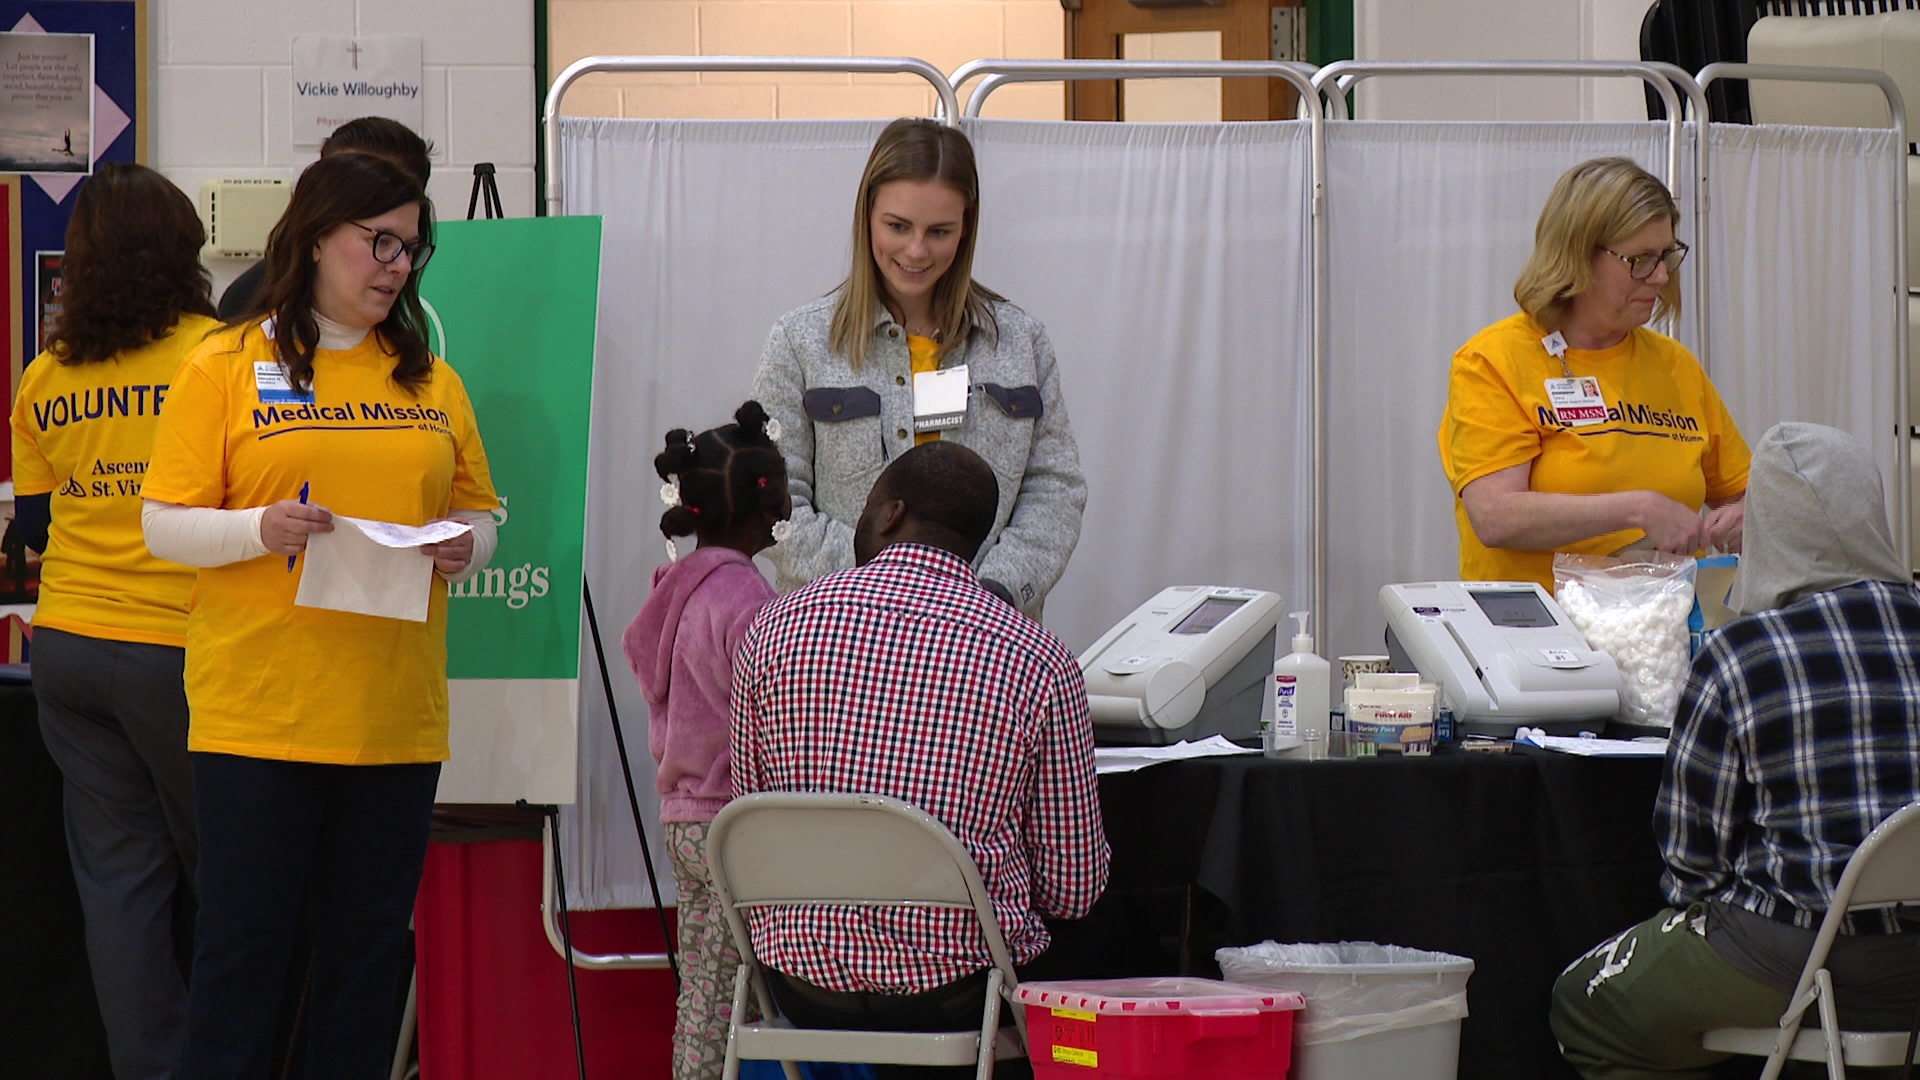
[621,546,776,823]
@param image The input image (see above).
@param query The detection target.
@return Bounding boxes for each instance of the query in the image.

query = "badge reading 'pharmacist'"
[1544,376,1606,427]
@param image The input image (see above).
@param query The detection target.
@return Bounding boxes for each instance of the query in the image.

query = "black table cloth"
[1094,747,1669,1080]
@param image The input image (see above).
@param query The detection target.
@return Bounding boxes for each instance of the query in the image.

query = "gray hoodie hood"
[1729,421,1908,615]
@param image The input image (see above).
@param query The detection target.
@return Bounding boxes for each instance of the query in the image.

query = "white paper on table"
[1515,728,1669,757]
[1094,734,1262,775]
[292,516,468,622]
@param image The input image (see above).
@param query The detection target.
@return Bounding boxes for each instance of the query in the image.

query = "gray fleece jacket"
[750,292,1087,615]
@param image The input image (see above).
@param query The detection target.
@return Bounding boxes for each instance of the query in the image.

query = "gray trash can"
[1216,941,1474,1080]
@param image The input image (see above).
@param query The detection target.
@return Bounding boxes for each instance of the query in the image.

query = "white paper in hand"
[293,516,469,622]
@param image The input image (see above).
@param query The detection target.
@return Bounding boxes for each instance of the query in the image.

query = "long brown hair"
[828,119,1001,371]
[47,163,214,364]
[1514,157,1683,332]
[243,152,435,394]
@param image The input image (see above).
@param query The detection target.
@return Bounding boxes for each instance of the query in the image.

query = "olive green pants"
[1551,905,1913,1080]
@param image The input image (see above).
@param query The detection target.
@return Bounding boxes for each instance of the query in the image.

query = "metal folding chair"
[1702,798,1920,1079]
[707,792,1028,1080]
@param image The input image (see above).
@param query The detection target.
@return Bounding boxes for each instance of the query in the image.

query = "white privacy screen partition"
[1320,122,1687,660]
[561,117,888,907]
[1703,123,1901,514]
[962,118,1315,658]
[557,115,1314,907]
[554,108,1897,911]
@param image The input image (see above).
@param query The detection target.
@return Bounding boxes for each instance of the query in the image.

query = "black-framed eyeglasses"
[348,221,435,270]
[1599,240,1688,281]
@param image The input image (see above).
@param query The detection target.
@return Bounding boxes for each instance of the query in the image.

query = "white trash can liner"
[1216,941,1474,1046]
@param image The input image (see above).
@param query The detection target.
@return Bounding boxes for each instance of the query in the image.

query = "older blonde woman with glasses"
[1438,156,1750,591]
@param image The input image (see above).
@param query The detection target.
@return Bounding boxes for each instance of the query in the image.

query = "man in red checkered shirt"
[730,441,1109,1059]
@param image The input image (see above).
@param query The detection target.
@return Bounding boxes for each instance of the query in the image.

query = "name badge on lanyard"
[1540,331,1605,427]
[1545,376,1608,427]
[254,360,315,405]
[913,364,969,434]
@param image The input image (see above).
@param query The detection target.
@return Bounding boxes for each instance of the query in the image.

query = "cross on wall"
[346,40,362,69]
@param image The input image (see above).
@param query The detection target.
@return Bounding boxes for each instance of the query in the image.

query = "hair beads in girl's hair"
[653,401,789,542]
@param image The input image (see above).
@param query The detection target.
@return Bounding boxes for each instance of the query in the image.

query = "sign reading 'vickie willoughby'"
[289,35,423,149]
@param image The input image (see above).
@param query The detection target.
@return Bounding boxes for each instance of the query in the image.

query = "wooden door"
[1066,0,1300,121]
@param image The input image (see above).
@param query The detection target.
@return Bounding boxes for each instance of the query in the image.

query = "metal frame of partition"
[536,55,1911,971]
[541,55,960,217]
[540,815,666,970]
[1307,60,1707,655]
[1696,62,1912,567]
[951,57,1333,632]
[1312,60,1707,354]
[538,53,960,972]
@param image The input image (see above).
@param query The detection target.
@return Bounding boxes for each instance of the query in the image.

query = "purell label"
[1274,675,1299,738]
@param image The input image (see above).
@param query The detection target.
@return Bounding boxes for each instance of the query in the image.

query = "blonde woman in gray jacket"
[751,118,1086,616]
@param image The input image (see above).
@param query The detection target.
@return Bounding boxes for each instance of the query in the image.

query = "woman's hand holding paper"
[261,499,334,556]
[419,523,475,576]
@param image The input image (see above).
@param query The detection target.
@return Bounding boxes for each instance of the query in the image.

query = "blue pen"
[288,482,309,571]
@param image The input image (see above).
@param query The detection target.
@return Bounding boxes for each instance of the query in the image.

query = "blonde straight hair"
[828,118,1001,371]
[1514,157,1683,332]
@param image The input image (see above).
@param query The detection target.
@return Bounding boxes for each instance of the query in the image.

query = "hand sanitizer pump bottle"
[1273,610,1331,757]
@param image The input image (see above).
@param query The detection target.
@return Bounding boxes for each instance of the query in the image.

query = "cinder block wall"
[152,0,535,292]
[549,0,1067,120]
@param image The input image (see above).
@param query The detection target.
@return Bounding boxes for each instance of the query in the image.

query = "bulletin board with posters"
[0,0,146,481]
[1,177,18,436]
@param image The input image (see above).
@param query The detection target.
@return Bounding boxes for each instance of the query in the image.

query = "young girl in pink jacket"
[622,401,789,1080]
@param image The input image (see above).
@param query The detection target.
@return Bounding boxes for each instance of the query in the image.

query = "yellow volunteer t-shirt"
[908,334,941,447]
[10,314,220,646]
[1437,312,1750,590]
[143,322,498,765]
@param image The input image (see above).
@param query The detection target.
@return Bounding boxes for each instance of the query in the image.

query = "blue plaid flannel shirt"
[1658,579,1920,933]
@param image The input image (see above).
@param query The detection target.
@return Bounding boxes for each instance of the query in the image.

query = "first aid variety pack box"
[1017,977,1304,1079]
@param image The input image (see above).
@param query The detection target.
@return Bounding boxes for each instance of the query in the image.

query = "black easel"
[466,164,505,221]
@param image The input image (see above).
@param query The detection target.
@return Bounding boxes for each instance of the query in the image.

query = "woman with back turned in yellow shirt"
[141,152,499,1079]
[9,163,218,1080]
[1439,157,1751,591]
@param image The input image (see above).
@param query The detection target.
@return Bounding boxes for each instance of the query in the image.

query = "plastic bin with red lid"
[1016,977,1305,1078]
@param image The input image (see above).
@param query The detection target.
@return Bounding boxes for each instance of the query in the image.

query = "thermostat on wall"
[201,179,291,259]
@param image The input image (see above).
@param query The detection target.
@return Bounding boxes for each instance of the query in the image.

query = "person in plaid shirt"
[1551,422,1920,1080]
[731,441,1108,1073]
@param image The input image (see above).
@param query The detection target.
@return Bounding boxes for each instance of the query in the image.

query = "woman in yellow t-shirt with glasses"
[142,152,499,1078]
[1439,157,1751,591]
[9,163,218,1080]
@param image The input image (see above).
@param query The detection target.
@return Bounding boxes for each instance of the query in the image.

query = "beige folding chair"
[1702,799,1920,1080]
[707,792,1029,1080]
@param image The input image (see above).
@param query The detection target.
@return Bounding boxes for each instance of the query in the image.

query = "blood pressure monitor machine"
[1080,586,1283,746]
[1380,581,1621,737]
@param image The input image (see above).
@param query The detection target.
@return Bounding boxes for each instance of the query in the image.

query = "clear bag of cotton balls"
[1554,552,1697,728]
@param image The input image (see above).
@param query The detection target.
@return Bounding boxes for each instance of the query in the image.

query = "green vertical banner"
[418,216,601,804]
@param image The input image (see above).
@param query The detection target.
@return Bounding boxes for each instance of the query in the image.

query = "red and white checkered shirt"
[730,543,1110,994]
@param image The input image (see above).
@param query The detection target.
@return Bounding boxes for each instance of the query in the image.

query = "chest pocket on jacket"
[803,387,883,423]
[980,383,1044,420]
[802,386,886,491]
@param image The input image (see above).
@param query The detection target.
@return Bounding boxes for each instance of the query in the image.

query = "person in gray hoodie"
[751,118,1085,617]
[1550,422,1920,1080]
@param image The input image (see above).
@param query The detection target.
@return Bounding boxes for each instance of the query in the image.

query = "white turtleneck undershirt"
[141,312,497,580]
